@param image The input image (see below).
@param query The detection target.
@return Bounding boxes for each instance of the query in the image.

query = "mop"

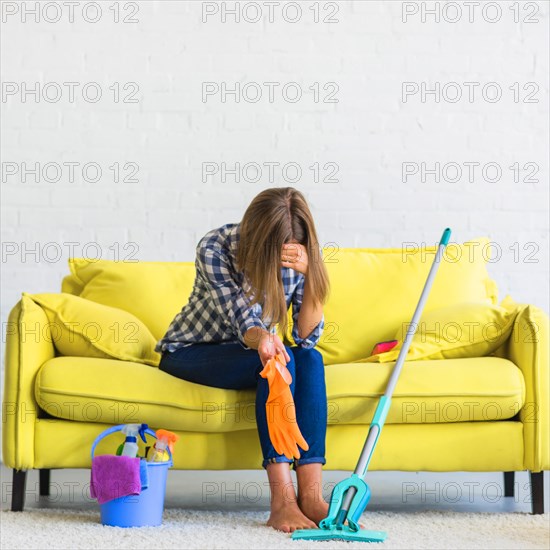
[291,227,452,543]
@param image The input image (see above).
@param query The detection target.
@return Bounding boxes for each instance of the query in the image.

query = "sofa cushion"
[355,297,520,363]
[35,356,524,432]
[62,259,197,341]
[304,238,499,365]
[25,292,161,367]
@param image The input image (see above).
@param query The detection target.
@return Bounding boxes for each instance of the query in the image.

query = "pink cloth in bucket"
[90,455,142,504]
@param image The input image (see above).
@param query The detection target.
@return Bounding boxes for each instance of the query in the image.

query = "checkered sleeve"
[197,244,267,349]
[291,274,325,349]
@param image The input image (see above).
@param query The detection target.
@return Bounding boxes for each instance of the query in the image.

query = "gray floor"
[1,463,548,514]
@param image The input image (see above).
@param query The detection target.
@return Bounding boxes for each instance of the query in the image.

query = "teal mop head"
[291,474,387,543]
[291,525,386,543]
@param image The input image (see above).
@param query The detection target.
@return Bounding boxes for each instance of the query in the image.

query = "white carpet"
[1,508,549,550]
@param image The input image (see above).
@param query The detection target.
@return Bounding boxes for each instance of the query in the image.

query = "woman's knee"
[292,346,324,365]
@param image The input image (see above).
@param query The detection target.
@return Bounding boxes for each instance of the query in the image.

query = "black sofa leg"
[530,471,544,514]
[504,471,515,497]
[11,470,27,512]
[39,469,50,496]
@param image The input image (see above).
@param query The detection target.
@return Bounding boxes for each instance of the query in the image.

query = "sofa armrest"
[506,304,549,471]
[2,295,56,469]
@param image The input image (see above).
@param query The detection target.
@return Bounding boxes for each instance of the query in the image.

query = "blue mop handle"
[321,227,451,530]
[333,229,452,529]
[334,228,452,529]
[354,227,451,479]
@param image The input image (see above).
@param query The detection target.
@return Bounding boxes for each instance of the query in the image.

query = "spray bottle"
[147,429,178,462]
[115,423,148,457]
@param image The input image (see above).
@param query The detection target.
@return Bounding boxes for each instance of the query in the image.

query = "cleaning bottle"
[147,429,178,462]
[115,423,148,457]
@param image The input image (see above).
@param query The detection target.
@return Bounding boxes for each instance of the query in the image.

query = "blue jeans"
[159,342,327,470]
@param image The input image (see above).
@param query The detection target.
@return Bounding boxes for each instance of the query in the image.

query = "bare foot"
[298,496,368,530]
[297,495,329,526]
[266,503,317,533]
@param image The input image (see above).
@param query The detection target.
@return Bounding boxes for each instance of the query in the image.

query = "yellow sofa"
[2,238,548,513]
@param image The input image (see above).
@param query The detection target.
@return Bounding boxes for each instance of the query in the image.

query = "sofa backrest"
[62,237,498,364]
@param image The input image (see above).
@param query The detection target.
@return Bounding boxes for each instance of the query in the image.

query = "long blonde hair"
[235,187,330,338]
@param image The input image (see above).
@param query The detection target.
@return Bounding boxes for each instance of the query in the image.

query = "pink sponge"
[370,340,398,356]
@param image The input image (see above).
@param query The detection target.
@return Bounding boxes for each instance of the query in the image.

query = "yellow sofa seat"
[35,355,524,432]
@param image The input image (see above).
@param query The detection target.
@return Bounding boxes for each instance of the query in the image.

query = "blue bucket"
[90,425,173,528]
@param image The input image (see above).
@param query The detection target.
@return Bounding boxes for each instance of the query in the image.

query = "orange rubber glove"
[259,352,309,460]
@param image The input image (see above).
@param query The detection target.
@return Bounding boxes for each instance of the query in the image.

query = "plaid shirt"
[155,222,325,354]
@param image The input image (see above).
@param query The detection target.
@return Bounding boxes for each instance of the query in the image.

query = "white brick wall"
[1,0,549,357]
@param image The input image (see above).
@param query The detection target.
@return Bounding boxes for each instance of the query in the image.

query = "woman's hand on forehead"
[281,242,308,276]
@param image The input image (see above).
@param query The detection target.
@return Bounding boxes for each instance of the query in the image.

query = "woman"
[155,187,330,533]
